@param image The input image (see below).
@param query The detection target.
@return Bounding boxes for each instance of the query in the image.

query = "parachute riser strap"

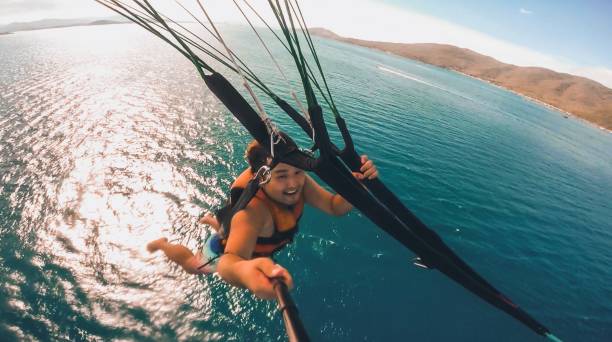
[275,98,316,142]
[308,105,334,158]
[221,175,263,237]
[269,0,316,107]
[335,116,355,156]
[196,0,280,159]
[281,0,317,107]
[232,0,312,127]
[241,0,336,115]
[334,115,364,175]
[286,0,339,115]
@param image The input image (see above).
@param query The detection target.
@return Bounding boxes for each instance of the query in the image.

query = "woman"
[147,139,378,299]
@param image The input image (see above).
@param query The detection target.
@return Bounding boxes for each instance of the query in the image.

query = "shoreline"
[372,45,594,128]
[375,45,612,134]
[454,70,612,134]
[359,44,611,134]
[311,29,611,134]
[0,21,130,35]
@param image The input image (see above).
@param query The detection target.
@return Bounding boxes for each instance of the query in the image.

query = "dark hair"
[245,140,271,173]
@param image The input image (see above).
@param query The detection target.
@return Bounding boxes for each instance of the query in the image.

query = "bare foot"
[146,237,168,253]
[198,213,220,232]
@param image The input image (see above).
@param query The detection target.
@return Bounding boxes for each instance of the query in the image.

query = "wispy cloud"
[298,0,612,87]
[0,0,111,24]
[2,0,610,88]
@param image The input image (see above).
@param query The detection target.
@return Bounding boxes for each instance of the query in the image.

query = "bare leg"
[147,237,201,274]
[199,213,221,233]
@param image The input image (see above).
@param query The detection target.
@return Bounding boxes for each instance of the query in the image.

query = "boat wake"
[377,65,476,103]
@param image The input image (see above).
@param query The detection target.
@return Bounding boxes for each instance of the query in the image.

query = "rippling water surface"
[1,25,611,341]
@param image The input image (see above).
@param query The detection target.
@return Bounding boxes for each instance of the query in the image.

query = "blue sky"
[383,0,612,68]
[1,0,611,86]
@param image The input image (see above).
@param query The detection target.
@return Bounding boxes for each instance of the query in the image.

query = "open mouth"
[283,189,299,196]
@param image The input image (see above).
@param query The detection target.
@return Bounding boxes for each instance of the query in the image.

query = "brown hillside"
[310,28,612,130]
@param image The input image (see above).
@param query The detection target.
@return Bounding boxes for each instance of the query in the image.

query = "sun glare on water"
[3,24,232,333]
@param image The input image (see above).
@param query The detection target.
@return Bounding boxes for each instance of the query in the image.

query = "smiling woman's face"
[262,162,306,205]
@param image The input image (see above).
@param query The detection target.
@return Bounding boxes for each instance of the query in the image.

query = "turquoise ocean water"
[1,24,611,341]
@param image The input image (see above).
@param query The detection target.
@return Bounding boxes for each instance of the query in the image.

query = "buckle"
[255,165,272,185]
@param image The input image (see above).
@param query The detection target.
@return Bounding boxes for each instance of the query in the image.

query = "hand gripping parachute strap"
[312,153,551,336]
[202,51,552,341]
[303,104,552,337]
[334,122,557,334]
[204,72,553,336]
[203,71,317,243]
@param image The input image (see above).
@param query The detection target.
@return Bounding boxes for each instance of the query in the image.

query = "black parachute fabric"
[261,1,560,338]
[308,105,553,336]
[204,66,556,339]
[94,1,561,340]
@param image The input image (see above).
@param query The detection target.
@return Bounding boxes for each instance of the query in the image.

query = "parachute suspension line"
[272,0,339,124]
[99,0,276,98]
[270,0,347,151]
[96,1,211,74]
[138,0,208,79]
[105,0,276,100]
[267,0,309,102]
[100,0,314,143]
[173,2,243,70]
[268,0,316,108]
[286,0,353,151]
[195,0,282,157]
[173,1,278,99]
[233,0,309,118]
[271,0,352,150]
[241,0,290,50]
[102,0,342,149]
[288,0,339,118]
[118,1,224,69]
[241,0,338,115]
[280,0,318,108]
[232,0,315,141]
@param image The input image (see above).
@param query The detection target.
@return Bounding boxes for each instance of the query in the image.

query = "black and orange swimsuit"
[217,168,304,257]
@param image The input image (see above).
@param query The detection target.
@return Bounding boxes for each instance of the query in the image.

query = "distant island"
[310,28,612,131]
[0,18,129,34]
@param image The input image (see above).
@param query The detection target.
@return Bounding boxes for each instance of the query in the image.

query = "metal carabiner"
[255,165,272,186]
